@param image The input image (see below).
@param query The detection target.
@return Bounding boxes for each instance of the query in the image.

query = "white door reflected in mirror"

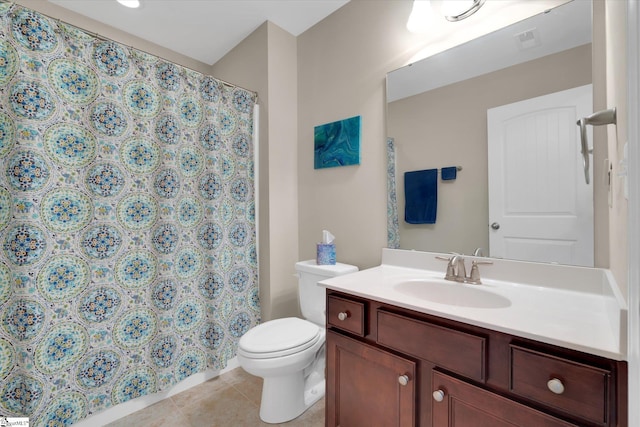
[487,84,594,267]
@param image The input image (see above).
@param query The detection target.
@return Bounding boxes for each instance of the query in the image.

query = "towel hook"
[576,107,616,184]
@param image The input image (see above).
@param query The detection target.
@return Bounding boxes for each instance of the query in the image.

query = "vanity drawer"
[510,345,611,426]
[377,310,486,381]
[327,295,365,336]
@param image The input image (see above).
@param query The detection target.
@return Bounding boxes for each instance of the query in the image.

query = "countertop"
[319,249,627,361]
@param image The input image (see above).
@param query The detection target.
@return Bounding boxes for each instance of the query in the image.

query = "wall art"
[314,115,361,169]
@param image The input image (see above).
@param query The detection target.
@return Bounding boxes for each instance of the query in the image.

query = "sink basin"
[394,279,511,308]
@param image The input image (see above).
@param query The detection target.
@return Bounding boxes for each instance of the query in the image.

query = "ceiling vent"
[515,28,541,50]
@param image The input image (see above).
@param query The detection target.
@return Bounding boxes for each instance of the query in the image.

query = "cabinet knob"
[337,312,349,321]
[547,378,565,395]
[398,374,409,386]
[432,389,445,402]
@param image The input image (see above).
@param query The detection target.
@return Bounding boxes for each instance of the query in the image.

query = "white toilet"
[237,260,358,424]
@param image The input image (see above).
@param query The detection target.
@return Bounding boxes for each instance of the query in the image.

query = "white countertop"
[319,249,628,361]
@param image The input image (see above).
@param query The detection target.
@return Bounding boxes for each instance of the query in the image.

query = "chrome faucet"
[473,247,484,257]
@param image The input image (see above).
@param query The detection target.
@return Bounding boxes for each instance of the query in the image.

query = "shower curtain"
[0,4,259,425]
[387,138,400,249]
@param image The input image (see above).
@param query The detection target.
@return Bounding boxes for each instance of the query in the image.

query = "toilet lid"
[239,317,321,358]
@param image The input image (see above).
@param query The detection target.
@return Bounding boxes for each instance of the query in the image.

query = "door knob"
[432,389,445,402]
[398,375,409,386]
[491,222,500,230]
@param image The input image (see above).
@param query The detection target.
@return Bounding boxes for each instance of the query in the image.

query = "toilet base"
[304,378,325,409]
[259,373,325,424]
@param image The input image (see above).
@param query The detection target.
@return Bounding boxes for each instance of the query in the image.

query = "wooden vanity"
[325,290,628,427]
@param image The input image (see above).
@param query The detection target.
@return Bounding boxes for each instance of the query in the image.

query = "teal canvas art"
[314,115,361,169]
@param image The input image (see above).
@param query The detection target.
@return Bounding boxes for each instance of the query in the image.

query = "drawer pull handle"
[432,389,445,402]
[547,378,565,395]
[398,374,409,386]
[337,312,349,321]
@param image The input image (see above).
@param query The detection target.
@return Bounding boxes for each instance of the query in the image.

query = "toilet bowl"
[238,317,326,423]
[237,260,358,424]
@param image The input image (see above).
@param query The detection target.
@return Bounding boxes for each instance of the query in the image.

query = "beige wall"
[297,1,404,270]
[388,45,594,257]
[213,22,300,321]
[262,24,300,320]
[605,0,629,297]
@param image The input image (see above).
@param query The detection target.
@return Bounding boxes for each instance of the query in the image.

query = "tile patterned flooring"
[105,368,325,427]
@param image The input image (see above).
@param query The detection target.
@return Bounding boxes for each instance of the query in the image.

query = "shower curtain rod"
[5,1,259,99]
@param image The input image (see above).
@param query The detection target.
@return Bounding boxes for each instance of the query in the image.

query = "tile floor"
[104,368,325,427]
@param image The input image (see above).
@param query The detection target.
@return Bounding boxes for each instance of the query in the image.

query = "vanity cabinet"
[325,290,627,427]
[326,294,416,426]
[326,330,416,427]
[431,371,577,426]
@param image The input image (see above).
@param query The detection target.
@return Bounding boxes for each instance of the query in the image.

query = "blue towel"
[441,166,457,180]
[404,169,437,224]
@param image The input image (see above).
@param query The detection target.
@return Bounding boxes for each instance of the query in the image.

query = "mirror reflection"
[386,0,602,267]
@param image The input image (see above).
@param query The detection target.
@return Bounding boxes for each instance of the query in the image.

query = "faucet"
[473,247,484,257]
[436,254,467,282]
[436,253,493,284]
[449,254,467,282]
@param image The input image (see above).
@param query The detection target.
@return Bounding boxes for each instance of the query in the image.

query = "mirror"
[386,0,600,266]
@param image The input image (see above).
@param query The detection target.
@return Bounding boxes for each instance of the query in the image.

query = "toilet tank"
[295,260,358,326]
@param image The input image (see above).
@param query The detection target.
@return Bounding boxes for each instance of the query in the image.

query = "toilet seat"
[238,317,322,359]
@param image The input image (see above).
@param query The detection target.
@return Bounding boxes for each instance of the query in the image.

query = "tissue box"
[316,243,336,265]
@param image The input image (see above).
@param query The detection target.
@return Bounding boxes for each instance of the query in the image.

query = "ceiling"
[47,0,349,65]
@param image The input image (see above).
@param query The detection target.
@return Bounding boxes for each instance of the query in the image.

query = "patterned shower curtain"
[387,138,399,249]
[0,3,259,425]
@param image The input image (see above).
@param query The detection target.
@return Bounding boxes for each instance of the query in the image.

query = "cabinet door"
[326,330,416,427]
[432,371,578,427]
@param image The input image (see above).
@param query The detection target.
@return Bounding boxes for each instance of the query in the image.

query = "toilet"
[237,260,358,424]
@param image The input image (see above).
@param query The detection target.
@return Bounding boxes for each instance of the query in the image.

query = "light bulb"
[407,0,434,34]
[441,0,474,17]
[116,0,140,8]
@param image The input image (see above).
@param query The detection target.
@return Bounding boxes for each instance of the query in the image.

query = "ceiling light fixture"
[441,0,485,22]
[407,0,485,33]
[116,0,140,8]
[406,0,434,34]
